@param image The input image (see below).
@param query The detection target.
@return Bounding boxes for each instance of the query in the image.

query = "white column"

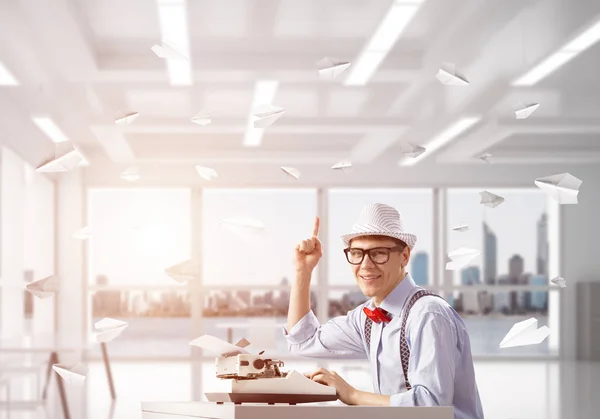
[55,169,85,349]
[316,188,329,324]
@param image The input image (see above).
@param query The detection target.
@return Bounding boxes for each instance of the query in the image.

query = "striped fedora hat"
[340,203,417,249]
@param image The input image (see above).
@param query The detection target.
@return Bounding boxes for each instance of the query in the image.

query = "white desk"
[141,402,454,419]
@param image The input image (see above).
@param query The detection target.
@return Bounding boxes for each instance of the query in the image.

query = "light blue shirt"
[283,274,484,419]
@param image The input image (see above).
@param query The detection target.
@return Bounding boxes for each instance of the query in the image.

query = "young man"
[284,203,484,419]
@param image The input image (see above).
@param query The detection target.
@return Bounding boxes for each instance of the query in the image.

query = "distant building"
[483,223,497,285]
[530,275,548,311]
[494,275,510,313]
[92,274,122,317]
[536,213,549,276]
[411,252,429,286]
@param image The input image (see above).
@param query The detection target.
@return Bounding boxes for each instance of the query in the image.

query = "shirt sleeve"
[390,312,458,407]
[282,308,367,359]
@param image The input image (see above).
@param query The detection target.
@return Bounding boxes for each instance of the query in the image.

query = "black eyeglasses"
[343,246,405,265]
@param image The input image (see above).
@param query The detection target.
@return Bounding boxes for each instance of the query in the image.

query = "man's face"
[347,236,410,303]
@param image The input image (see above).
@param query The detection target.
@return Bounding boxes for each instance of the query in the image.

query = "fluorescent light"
[243,80,279,147]
[31,117,70,143]
[513,19,600,86]
[344,1,423,86]
[0,61,18,86]
[156,0,192,85]
[400,116,481,166]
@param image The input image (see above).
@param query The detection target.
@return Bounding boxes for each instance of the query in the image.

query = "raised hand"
[294,216,323,274]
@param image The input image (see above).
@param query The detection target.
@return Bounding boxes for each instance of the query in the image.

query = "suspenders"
[364,289,445,390]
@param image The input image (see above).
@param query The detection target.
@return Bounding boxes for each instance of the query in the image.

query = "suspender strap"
[364,289,445,390]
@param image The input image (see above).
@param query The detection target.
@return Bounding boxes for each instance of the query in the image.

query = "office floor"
[1,360,598,419]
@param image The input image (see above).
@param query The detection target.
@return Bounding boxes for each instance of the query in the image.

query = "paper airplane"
[499,318,550,348]
[189,334,251,356]
[478,153,493,163]
[331,160,352,170]
[36,143,84,173]
[191,113,211,126]
[165,259,199,282]
[115,112,139,125]
[151,40,188,61]
[281,166,301,180]
[25,275,60,299]
[445,247,481,270]
[436,63,469,86]
[401,142,426,158]
[195,165,218,180]
[479,191,505,208]
[534,173,582,204]
[316,57,351,80]
[452,224,469,232]
[515,103,540,119]
[220,216,266,243]
[120,166,140,182]
[72,226,91,240]
[95,318,129,343]
[550,276,566,288]
[252,104,285,128]
[52,363,88,386]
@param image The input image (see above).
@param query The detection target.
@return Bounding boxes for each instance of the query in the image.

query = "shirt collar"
[372,273,418,317]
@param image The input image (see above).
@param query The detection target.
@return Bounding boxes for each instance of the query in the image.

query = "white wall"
[561,175,600,360]
[0,146,56,341]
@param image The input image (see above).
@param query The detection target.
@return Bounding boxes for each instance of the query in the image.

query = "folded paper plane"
[452,223,469,232]
[534,173,582,204]
[401,142,426,158]
[120,166,140,182]
[36,142,84,173]
[499,318,550,348]
[191,113,211,126]
[220,216,266,242]
[165,259,199,282]
[550,276,566,288]
[478,153,493,163]
[151,40,188,61]
[95,318,129,343]
[281,166,300,180]
[115,112,139,125]
[26,275,60,299]
[195,165,218,180]
[52,363,88,386]
[436,62,469,86]
[515,103,540,119]
[252,105,285,128]
[445,247,481,270]
[479,191,505,208]
[331,160,352,171]
[316,57,351,80]
[72,226,91,240]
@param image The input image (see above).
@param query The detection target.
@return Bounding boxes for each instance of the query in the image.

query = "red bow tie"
[363,306,391,323]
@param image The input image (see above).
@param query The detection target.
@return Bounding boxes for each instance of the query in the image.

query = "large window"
[446,188,560,356]
[328,189,434,287]
[87,188,192,357]
[202,189,318,286]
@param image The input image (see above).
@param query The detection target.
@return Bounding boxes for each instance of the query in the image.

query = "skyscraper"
[411,252,429,286]
[536,213,549,276]
[461,266,481,285]
[483,222,497,285]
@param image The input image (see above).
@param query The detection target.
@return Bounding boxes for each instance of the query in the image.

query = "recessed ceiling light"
[31,116,70,143]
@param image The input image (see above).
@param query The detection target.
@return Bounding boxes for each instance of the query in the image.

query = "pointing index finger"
[312,216,320,237]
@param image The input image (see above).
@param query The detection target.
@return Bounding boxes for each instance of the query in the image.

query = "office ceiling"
[1,0,600,180]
